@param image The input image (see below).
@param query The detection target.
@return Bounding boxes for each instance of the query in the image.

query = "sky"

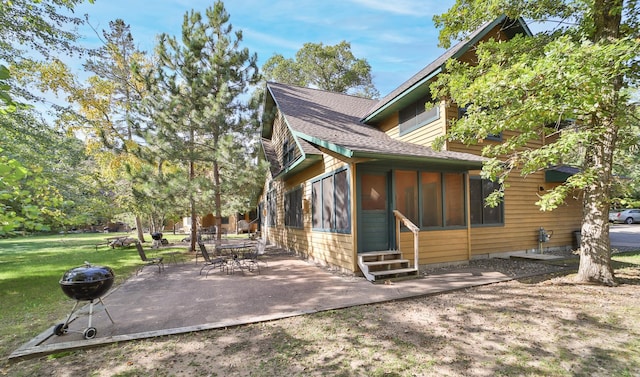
[68,0,457,97]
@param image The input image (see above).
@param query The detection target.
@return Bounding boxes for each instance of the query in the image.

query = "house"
[183,211,258,236]
[258,16,581,281]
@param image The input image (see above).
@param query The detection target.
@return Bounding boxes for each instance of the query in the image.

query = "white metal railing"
[392,210,419,270]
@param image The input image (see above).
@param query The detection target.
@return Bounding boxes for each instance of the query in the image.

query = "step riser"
[360,255,403,263]
[358,251,419,282]
[368,263,410,272]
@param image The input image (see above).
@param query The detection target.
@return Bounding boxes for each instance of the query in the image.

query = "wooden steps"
[358,251,419,283]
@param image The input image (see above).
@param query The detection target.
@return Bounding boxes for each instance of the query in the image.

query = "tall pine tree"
[138,1,261,250]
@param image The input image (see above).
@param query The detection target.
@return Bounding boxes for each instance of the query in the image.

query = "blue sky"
[70,0,456,97]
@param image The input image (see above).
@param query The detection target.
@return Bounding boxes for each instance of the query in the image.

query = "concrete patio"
[10,248,538,361]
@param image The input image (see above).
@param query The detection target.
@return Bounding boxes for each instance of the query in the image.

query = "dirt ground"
[4,263,639,377]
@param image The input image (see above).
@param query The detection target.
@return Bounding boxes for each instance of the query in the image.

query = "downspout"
[466,173,472,260]
[350,162,358,273]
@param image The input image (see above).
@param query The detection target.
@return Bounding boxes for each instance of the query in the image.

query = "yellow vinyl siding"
[379,112,398,133]
[263,110,356,272]
[469,173,581,256]
[447,128,544,155]
[271,113,301,164]
[441,97,581,256]
[398,229,468,265]
[384,102,447,146]
[303,231,354,268]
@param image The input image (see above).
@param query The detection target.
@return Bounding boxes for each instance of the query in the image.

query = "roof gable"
[362,16,532,124]
[263,81,486,167]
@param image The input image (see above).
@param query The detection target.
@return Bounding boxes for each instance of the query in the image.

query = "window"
[470,178,504,225]
[285,187,303,228]
[312,168,350,233]
[282,138,296,167]
[420,172,443,227]
[399,94,440,135]
[361,175,386,211]
[221,216,229,225]
[395,170,418,225]
[312,180,322,228]
[267,190,277,227]
[395,171,467,229]
[444,173,465,226]
[335,170,350,230]
[322,175,334,229]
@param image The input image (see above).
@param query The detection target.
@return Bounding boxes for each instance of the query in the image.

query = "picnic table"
[95,236,136,251]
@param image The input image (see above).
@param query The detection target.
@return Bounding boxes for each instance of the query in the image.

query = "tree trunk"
[213,159,222,241]
[189,160,198,252]
[136,215,145,242]
[576,128,617,285]
[190,198,197,251]
[575,0,622,286]
[576,116,617,286]
[577,165,616,285]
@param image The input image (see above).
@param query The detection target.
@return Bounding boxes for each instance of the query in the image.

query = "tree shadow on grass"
[515,253,640,285]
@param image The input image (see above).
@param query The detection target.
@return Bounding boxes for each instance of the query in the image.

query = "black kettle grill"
[54,262,115,339]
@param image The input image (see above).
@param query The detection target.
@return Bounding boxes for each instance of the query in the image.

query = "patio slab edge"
[9,274,517,362]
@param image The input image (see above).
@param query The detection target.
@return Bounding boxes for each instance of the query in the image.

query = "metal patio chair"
[198,242,226,277]
[135,241,164,274]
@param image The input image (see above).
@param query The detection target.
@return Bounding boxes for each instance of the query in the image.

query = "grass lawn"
[0,232,190,358]
[613,250,640,265]
[1,235,638,376]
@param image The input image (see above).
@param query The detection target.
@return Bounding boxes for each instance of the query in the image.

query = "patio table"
[215,242,258,274]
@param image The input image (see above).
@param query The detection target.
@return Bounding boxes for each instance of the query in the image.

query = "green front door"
[359,172,391,252]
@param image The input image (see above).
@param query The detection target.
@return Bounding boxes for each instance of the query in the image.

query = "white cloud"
[349,0,445,17]
[50,0,457,104]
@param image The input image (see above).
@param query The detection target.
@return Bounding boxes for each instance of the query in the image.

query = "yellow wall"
[262,111,357,272]
[468,173,582,256]
[261,20,582,272]
[376,39,582,262]
[445,122,581,256]
[271,112,301,164]
[398,228,469,265]
[384,102,447,147]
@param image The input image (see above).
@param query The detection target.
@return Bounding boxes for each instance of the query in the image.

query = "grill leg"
[62,300,81,328]
[87,301,94,329]
[98,297,115,324]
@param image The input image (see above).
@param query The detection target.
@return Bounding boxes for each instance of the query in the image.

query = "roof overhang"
[361,16,532,125]
[361,68,441,124]
[352,151,485,170]
[450,16,532,61]
[261,84,278,139]
[292,131,485,170]
[292,131,354,157]
[274,154,322,180]
[545,165,580,182]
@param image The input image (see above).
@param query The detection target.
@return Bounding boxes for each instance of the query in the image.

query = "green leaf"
[0,65,9,80]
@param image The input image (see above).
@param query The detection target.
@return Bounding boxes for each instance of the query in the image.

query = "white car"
[611,209,640,224]
[609,211,620,222]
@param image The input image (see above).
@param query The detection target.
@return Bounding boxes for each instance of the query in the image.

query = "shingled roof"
[362,16,531,124]
[261,16,535,171]
[266,82,485,166]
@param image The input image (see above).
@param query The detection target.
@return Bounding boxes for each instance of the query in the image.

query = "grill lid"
[59,262,115,301]
[60,262,115,285]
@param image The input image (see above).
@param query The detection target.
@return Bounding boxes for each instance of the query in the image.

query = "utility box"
[573,230,581,250]
[539,227,551,242]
